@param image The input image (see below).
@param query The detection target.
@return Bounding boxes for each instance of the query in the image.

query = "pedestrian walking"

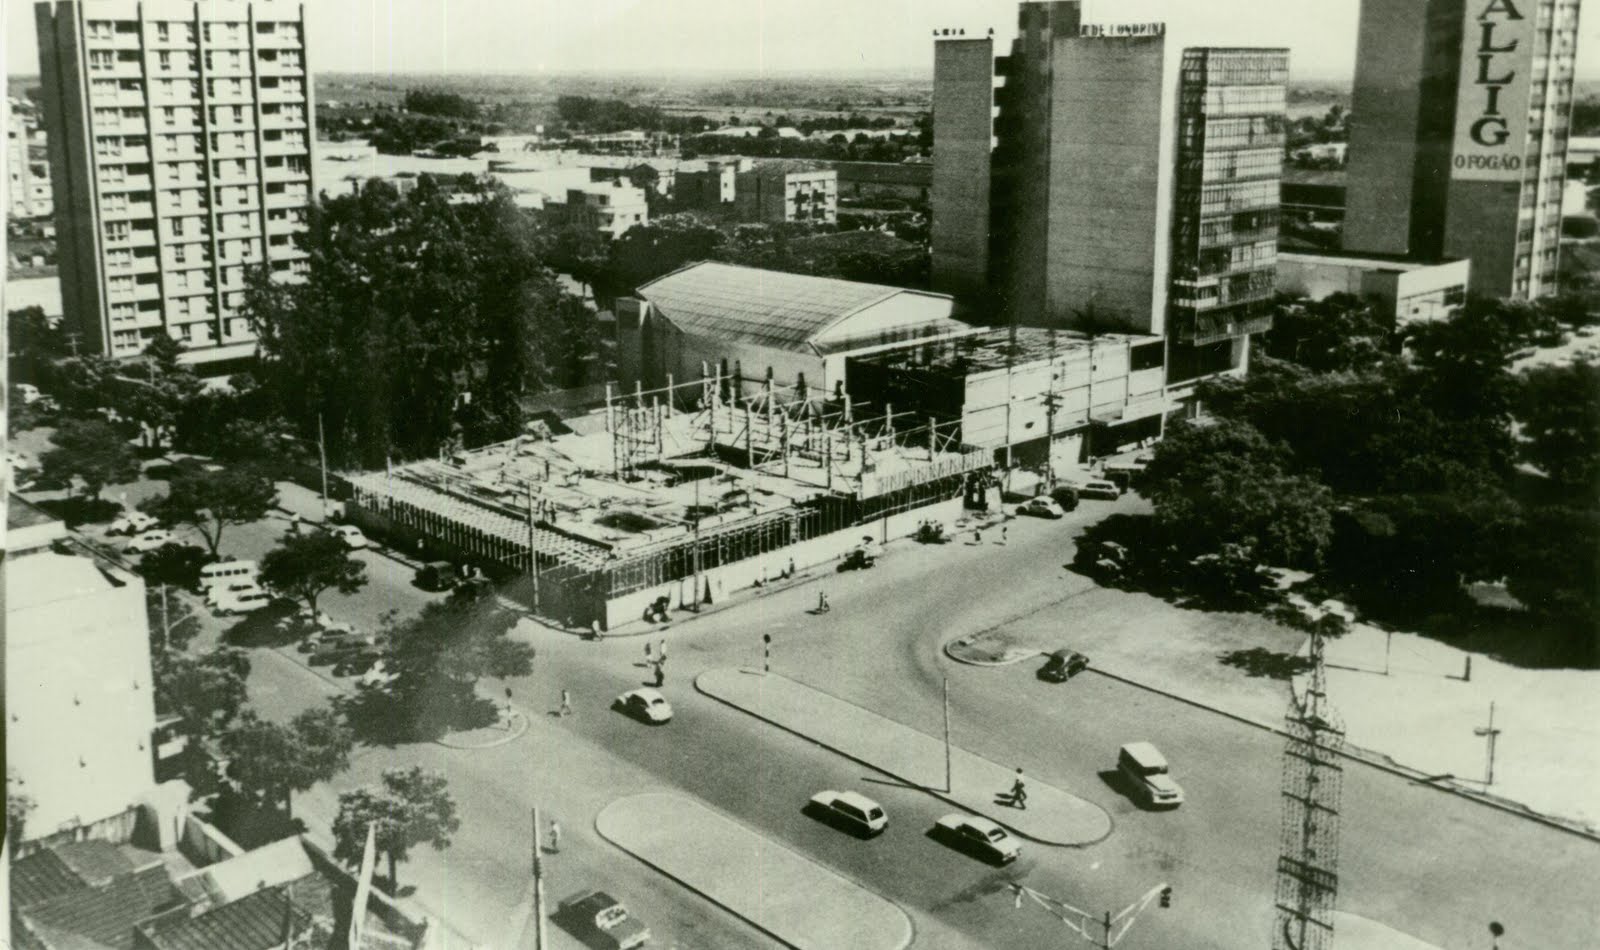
[548,819,562,853]
[644,641,653,664]
[1001,525,1008,544]
[1011,768,1028,810]
[654,659,665,687]
[817,591,830,613]
[658,640,667,663]
[558,689,573,717]
[974,527,983,544]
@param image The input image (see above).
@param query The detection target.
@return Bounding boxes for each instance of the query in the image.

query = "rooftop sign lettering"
[1078,22,1165,38]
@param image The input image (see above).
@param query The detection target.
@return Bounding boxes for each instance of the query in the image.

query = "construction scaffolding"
[346,365,992,628]
[1272,628,1344,950]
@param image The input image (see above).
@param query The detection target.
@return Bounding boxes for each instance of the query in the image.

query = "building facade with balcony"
[1167,47,1288,386]
[543,182,648,238]
[34,0,314,369]
[734,160,837,224]
[8,105,54,219]
[1343,0,1580,299]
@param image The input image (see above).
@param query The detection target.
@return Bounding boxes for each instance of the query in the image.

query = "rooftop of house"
[742,159,834,181]
[852,326,1162,375]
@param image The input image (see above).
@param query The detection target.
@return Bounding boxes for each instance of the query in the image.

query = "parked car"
[1077,478,1123,501]
[331,525,369,549]
[309,642,367,666]
[358,660,398,688]
[839,543,877,571]
[206,580,261,608]
[807,790,887,837]
[216,587,273,615]
[1017,497,1066,519]
[555,891,650,950]
[450,575,494,603]
[1118,741,1184,809]
[415,560,460,591]
[614,688,673,724]
[107,511,160,536]
[300,630,373,654]
[15,383,42,404]
[1039,648,1090,682]
[933,814,1020,864]
[124,529,177,553]
[332,650,382,677]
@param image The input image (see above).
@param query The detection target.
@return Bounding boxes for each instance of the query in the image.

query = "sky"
[5,0,1598,80]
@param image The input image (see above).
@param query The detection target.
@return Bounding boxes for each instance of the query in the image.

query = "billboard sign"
[1451,0,1534,181]
[1079,22,1165,38]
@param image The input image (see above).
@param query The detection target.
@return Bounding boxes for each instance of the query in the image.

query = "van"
[1118,742,1184,808]
[1078,478,1123,501]
[200,560,258,591]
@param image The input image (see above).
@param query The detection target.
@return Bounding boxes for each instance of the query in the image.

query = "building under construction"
[345,367,993,630]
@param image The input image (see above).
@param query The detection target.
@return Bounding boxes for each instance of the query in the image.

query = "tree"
[375,597,536,739]
[1503,505,1600,657]
[39,418,141,500]
[332,767,460,891]
[222,706,352,818]
[599,214,726,301]
[145,574,203,654]
[1259,293,1397,373]
[117,337,205,450]
[49,354,122,415]
[143,466,278,557]
[1142,419,1334,570]
[259,532,368,622]
[155,649,251,739]
[546,224,609,301]
[8,305,68,384]
[1517,362,1600,498]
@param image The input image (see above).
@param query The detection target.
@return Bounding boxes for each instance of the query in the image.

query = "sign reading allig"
[1451,0,1535,182]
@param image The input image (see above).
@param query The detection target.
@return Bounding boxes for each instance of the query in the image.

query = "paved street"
[247,497,1598,949]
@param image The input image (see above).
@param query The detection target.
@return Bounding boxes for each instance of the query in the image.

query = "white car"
[614,688,673,724]
[1017,497,1066,519]
[332,525,369,549]
[108,511,161,536]
[206,580,261,608]
[215,585,273,615]
[16,383,42,404]
[1077,478,1123,501]
[124,529,177,553]
[359,660,398,688]
[934,814,1021,864]
[808,790,887,837]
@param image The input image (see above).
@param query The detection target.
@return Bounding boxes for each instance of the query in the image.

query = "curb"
[595,793,915,950]
[1084,666,1600,843]
[695,670,1114,848]
[434,709,529,750]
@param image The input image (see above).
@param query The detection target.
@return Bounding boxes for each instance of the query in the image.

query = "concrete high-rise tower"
[1344,0,1580,299]
[34,0,315,369]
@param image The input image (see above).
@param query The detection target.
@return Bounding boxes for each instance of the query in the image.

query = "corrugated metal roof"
[21,864,184,950]
[12,848,87,909]
[143,887,309,950]
[637,261,941,353]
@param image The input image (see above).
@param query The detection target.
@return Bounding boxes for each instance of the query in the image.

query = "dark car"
[1039,648,1090,682]
[1049,485,1080,512]
[415,561,459,591]
[555,890,650,950]
[450,575,494,603]
[332,650,382,677]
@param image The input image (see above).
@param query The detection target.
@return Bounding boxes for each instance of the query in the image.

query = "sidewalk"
[696,669,1112,846]
[596,792,912,950]
[1295,623,1600,831]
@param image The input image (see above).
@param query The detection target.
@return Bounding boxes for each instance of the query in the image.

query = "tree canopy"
[39,418,140,499]
[143,466,278,557]
[259,532,368,620]
[332,767,459,891]
[222,706,352,818]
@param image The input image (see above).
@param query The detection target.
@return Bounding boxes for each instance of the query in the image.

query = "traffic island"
[696,668,1113,846]
[597,792,913,950]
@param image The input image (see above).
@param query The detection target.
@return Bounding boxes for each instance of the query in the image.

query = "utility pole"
[943,676,952,793]
[159,584,171,652]
[526,485,540,609]
[690,474,702,612]
[531,807,548,950]
[317,413,329,518]
[1475,702,1502,787]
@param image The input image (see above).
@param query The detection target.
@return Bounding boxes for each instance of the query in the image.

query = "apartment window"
[93,79,118,98]
[107,249,133,271]
[90,51,115,72]
[159,51,172,72]
[157,22,169,43]
[233,106,246,124]
[95,137,123,159]
[281,51,301,68]
[105,221,130,242]
[173,244,188,265]
[88,21,114,41]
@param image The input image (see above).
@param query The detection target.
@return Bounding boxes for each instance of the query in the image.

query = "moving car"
[124,529,177,553]
[1017,497,1066,519]
[614,687,673,724]
[215,586,272,615]
[107,511,160,536]
[1077,478,1123,501]
[933,814,1020,865]
[555,890,650,950]
[808,790,887,837]
[1039,648,1090,682]
[331,525,369,549]
[1118,742,1184,809]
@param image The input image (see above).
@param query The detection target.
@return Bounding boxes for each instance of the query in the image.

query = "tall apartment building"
[734,161,838,224]
[8,105,54,219]
[932,2,1175,336]
[34,0,314,368]
[1167,48,1288,386]
[1344,0,1580,299]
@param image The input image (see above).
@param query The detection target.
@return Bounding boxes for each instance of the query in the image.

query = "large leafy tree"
[370,597,536,739]
[259,532,367,622]
[222,706,353,818]
[244,175,595,468]
[155,648,251,738]
[142,466,278,557]
[1259,293,1397,373]
[332,767,460,891]
[1142,418,1334,570]
[1503,505,1600,654]
[116,337,205,451]
[598,214,726,301]
[39,418,141,500]
[8,305,68,383]
[1517,362,1600,498]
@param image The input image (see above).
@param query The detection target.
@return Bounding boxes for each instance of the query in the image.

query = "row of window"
[1198,180,1278,215]
[1199,147,1281,182]
[1198,85,1287,118]
[88,19,303,43]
